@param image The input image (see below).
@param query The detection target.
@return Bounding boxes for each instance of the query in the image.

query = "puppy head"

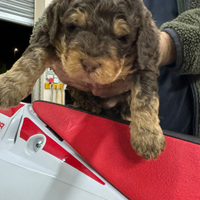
[47,0,159,85]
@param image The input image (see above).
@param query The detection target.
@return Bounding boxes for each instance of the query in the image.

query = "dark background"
[0,19,33,102]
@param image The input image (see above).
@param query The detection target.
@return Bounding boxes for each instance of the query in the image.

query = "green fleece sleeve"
[160,8,200,75]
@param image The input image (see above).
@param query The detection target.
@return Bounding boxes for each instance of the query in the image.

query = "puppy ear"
[46,0,72,42]
[137,7,160,71]
[46,0,61,42]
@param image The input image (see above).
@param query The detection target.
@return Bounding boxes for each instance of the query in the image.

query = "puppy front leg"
[0,47,50,109]
[130,72,166,160]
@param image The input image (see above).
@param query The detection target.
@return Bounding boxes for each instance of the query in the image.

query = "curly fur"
[0,0,166,159]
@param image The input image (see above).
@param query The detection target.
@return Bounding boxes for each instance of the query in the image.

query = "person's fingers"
[52,61,132,97]
[91,76,132,98]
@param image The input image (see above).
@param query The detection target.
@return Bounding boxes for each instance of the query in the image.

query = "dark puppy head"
[46,0,160,85]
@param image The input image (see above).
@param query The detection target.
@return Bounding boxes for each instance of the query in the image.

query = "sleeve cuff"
[162,28,183,71]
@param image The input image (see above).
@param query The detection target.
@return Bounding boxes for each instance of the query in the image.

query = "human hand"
[51,60,91,92]
[52,60,133,98]
[52,31,176,98]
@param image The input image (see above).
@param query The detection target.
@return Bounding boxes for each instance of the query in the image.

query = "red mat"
[33,101,200,200]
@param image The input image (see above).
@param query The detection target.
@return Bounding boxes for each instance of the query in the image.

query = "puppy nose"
[81,59,101,73]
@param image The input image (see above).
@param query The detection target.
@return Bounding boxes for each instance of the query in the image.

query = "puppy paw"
[130,125,166,160]
[0,95,22,109]
[0,74,24,109]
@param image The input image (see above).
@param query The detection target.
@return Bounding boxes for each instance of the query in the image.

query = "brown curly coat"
[0,0,165,159]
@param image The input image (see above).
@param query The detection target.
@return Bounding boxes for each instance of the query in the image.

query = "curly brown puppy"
[0,0,166,160]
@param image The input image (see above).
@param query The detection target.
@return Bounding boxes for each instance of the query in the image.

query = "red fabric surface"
[33,101,200,200]
[0,104,24,117]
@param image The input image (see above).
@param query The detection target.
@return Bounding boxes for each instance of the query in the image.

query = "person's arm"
[158,31,177,67]
[160,8,200,74]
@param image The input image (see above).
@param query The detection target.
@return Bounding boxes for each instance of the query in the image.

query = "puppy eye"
[69,23,77,31]
[117,35,128,43]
